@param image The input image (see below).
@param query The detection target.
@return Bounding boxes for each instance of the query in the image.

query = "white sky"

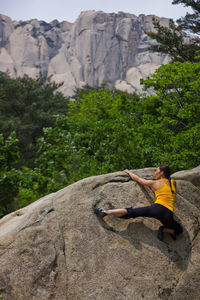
[0,0,193,23]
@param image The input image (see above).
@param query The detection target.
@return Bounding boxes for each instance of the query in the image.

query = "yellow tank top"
[154,178,176,212]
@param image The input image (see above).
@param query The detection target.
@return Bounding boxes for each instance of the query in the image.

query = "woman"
[94,165,183,241]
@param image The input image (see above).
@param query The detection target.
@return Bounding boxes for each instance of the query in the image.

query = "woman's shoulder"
[153,179,164,191]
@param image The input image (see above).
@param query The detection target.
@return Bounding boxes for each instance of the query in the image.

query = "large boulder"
[173,165,200,189]
[0,166,200,299]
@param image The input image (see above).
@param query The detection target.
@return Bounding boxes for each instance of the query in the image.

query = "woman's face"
[155,167,164,180]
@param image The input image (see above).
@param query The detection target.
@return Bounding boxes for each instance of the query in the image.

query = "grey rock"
[0,14,14,48]
[0,11,169,96]
[0,14,72,78]
[0,167,200,299]
[173,165,200,189]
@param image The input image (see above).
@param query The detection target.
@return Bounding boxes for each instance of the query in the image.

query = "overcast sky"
[0,0,192,23]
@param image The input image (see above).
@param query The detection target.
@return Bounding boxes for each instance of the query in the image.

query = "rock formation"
[0,11,170,96]
[0,166,200,300]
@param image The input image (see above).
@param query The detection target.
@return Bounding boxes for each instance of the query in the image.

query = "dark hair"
[159,165,171,179]
[159,165,175,194]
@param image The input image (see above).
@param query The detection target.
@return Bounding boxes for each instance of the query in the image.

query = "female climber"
[94,165,183,241]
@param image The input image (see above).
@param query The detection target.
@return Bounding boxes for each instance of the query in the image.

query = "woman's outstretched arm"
[124,169,157,190]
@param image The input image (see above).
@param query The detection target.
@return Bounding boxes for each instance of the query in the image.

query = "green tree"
[36,87,142,186]
[0,72,69,167]
[13,166,46,211]
[0,132,21,216]
[0,131,46,216]
[174,0,200,34]
[139,59,200,170]
[147,0,200,62]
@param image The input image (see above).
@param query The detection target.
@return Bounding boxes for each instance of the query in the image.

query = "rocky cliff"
[0,166,200,300]
[0,11,169,96]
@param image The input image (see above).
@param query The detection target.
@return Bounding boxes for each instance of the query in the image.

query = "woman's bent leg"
[119,205,160,219]
[104,208,128,217]
[94,207,127,217]
[161,209,183,239]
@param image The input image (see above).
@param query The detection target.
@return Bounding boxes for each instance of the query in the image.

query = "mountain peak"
[0,11,169,95]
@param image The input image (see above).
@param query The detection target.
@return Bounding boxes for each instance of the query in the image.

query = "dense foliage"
[36,89,142,185]
[0,72,69,167]
[0,133,21,216]
[139,59,200,169]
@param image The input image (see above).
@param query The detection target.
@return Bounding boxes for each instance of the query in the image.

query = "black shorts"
[121,204,182,234]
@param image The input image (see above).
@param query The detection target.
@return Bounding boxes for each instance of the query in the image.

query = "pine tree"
[173,0,200,34]
[147,0,200,62]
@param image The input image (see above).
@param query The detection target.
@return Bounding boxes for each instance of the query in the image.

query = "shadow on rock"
[95,213,191,271]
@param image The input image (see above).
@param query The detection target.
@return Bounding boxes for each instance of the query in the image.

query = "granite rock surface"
[0,166,200,299]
